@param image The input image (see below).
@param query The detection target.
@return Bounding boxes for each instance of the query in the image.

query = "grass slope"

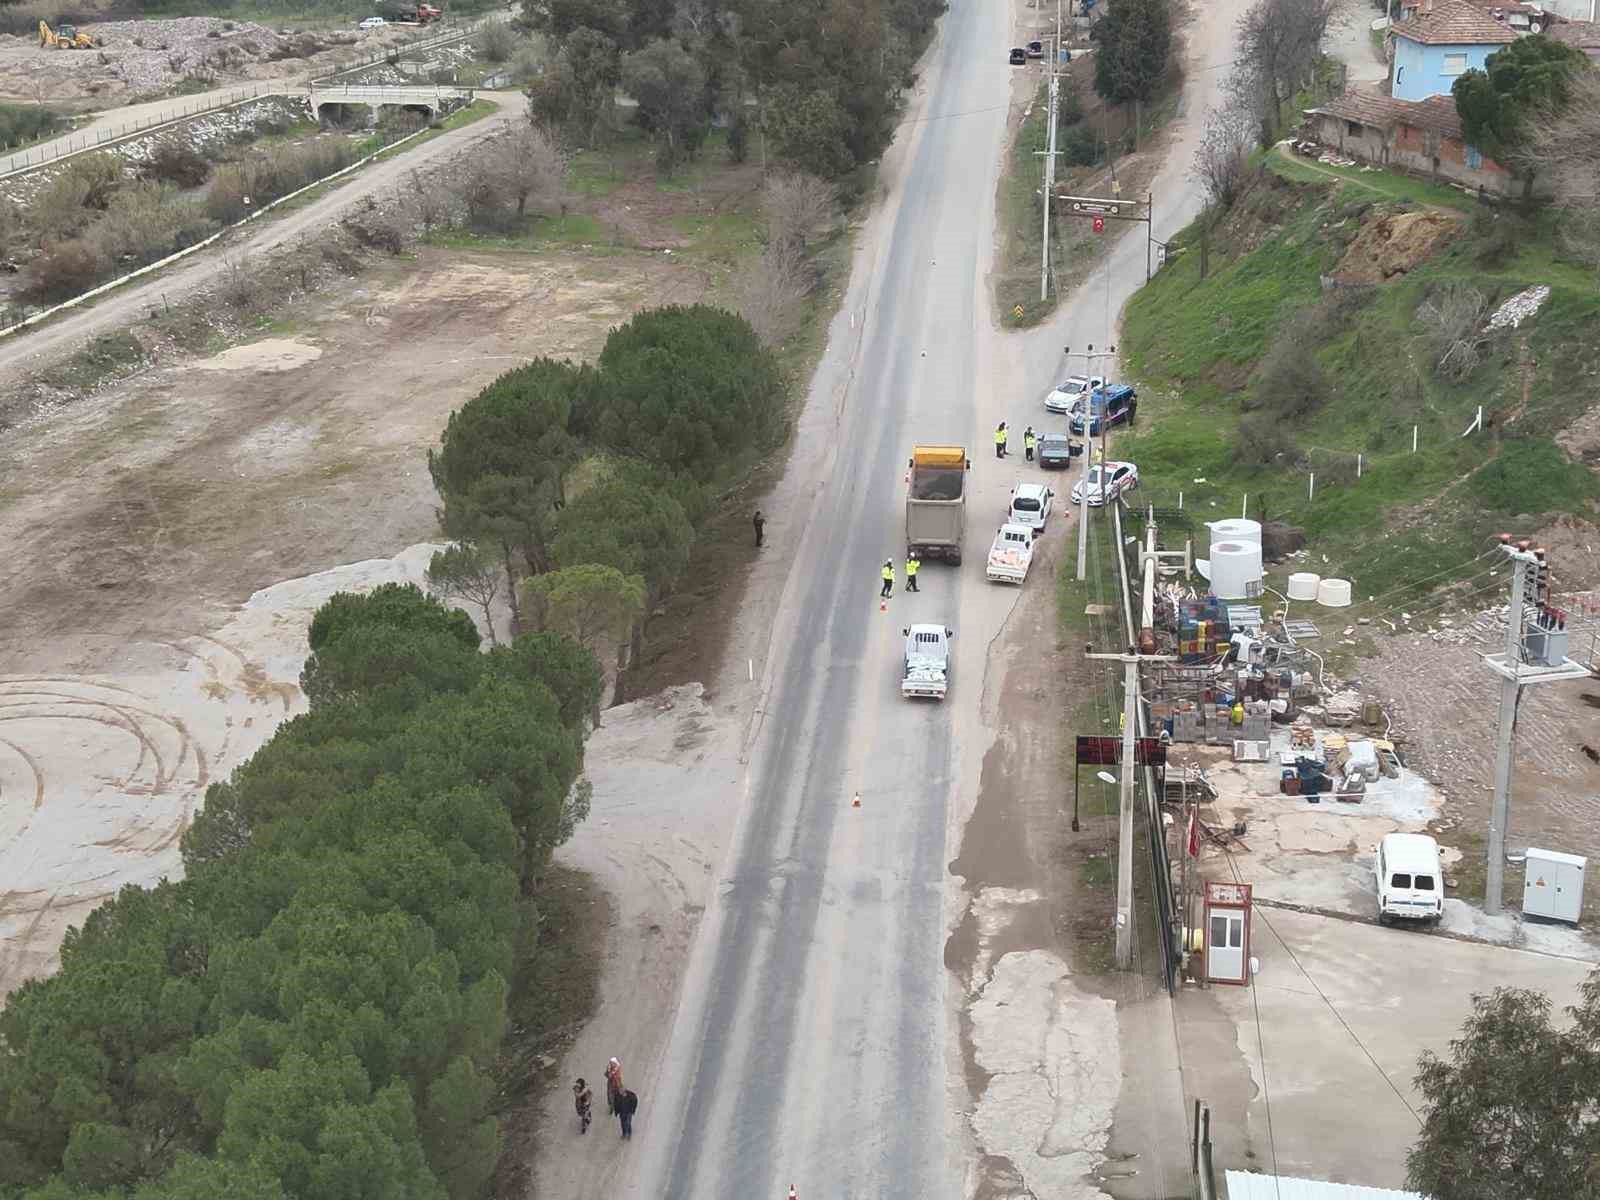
[1118,160,1600,600]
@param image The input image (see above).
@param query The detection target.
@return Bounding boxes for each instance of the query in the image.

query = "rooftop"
[1391,0,1519,44]
[1547,16,1600,46]
[1307,86,1465,139]
[1226,1173,1429,1200]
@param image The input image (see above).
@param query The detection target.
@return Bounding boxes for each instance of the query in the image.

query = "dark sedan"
[1038,432,1082,469]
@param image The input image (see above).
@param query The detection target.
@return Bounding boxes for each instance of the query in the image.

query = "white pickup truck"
[985,522,1036,584]
[902,623,954,700]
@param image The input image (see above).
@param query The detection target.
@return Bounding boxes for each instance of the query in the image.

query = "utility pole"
[1041,69,1059,301]
[1086,643,1175,968]
[1481,538,1587,914]
[1066,343,1115,580]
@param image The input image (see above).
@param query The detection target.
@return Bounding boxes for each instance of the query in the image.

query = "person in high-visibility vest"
[880,559,895,598]
[994,421,1008,458]
[905,555,920,592]
[1024,426,1037,462]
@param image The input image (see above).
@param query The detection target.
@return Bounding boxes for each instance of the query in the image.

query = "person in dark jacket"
[616,1087,639,1139]
[753,510,766,547]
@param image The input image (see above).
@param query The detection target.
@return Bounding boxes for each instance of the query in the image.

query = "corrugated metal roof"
[1225,1172,1430,1200]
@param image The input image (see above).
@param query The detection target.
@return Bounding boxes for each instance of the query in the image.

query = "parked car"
[1071,460,1139,507]
[359,15,387,27]
[1007,481,1053,531]
[1044,374,1103,414]
[1375,833,1444,926]
[902,624,954,700]
[1069,383,1137,436]
[1037,432,1081,469]
[1008,47,1028,65]
[1026,39,1044,57]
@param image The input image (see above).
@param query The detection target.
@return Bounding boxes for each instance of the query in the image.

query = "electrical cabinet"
[1523,848,1586,924]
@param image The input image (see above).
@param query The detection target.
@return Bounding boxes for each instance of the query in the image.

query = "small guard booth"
[1203,881,1253,985]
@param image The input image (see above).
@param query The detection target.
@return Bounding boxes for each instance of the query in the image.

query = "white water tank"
[1286,572,1321,601]
[1317,578,1353,608]
[1209,540,1264,600]
[1207,518,1262,551]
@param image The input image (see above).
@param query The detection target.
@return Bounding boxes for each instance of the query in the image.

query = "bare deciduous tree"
[1193,103,1256,209]
[500,122,567,219]
[402,167,451,235]
[1416,282,1489,382]
[1519,70,1600,269]
[730,237,814,348]
[1230,0,1337,139]
[763,170,835,252]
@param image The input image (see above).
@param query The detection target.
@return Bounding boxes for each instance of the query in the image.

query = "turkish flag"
[1187,812,1200,858]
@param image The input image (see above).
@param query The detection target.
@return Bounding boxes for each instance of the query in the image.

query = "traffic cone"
[852,792,861,808]
[879,598,887,612]
[790,1187,799,1200]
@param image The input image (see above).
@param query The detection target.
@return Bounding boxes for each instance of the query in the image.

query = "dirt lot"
[0,15,449,107]
[0,243,711,997]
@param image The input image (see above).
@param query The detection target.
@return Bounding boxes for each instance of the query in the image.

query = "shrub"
[141,137,212,187]
[89,180,211,269]
[1063,123,1101,166]
[22,238,107,303]
[0,100,62,152]
[1234,411,1297,466]
[24,152,124,239]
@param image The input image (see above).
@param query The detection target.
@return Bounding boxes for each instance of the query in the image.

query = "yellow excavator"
[39,19,95,49]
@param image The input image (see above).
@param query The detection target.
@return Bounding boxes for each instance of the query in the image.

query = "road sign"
[1092,215,1105,234]
[1012,304,1025,319]
[1071,199,1122,216]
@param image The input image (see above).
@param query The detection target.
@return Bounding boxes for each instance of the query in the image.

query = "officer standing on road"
[881,559,896,598]
[1024,426,1037,462]
[995,422,1008,458]
[753,509,766,547]
[905,555,920,592]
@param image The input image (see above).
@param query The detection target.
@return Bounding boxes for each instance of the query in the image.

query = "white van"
[1375,833,1444,926]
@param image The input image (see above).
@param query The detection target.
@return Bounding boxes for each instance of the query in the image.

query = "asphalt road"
[627,0,1014,1194]
[625,0,1251,1189]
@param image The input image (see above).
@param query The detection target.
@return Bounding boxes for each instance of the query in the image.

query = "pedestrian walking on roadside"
[880,559,895,598]
[995,422,1008,459]
[604,1057,623,1115]
[753,509,766,547]
[616,1087,639,1139]
[1024,426,1036,462]
[905,555,920,592]
[573,1078,593,1134]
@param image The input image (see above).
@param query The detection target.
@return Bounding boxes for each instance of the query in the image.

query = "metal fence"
[0,86,274,179]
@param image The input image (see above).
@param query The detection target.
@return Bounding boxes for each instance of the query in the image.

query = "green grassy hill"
[1118,152,1600,602]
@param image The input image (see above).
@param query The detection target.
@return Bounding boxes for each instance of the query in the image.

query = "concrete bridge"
[308,83,473,124]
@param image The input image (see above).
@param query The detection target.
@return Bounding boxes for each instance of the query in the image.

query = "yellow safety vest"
[995,428,1006,444]
[1025,432,1036,448]
[906,559,919,576]
[882,565,894,581]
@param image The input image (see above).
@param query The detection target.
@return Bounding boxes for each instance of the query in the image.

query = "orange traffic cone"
[879,598,887,612]
[852,792,861,808]
[790,1187,799,1200]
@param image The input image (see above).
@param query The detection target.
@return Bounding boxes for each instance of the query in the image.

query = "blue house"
[1390,0,1518,101]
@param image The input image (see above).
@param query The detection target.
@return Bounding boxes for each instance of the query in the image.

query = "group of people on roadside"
[573,1056,639,1140]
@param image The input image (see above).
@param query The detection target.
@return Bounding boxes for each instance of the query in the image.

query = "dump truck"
[986,522,1036,584]
[40,20,94,48]
[901,623,954,700]
[905,444,969,565]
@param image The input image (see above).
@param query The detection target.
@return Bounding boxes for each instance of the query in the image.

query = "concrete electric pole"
[1086,643,1175,968]
[1065,343,1115,580]
[1036,0,1064,301]
[1481,538,1588,915]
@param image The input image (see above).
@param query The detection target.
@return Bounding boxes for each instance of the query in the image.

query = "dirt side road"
[0,88,522,381]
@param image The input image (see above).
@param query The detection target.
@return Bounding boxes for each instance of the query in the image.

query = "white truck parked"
[902,624,954,700]
[985,523,1036,584]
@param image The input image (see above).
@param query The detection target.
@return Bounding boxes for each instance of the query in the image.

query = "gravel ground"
[0,14,454,106]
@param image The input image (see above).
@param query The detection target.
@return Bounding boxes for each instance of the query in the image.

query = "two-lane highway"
[628,0,1014,1194]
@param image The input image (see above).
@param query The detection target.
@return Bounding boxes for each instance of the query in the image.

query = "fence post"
[1308,473,1315,502]
[1357,452,1362,479]
[1413,424,1418,453]
[1241,494,1247,519]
